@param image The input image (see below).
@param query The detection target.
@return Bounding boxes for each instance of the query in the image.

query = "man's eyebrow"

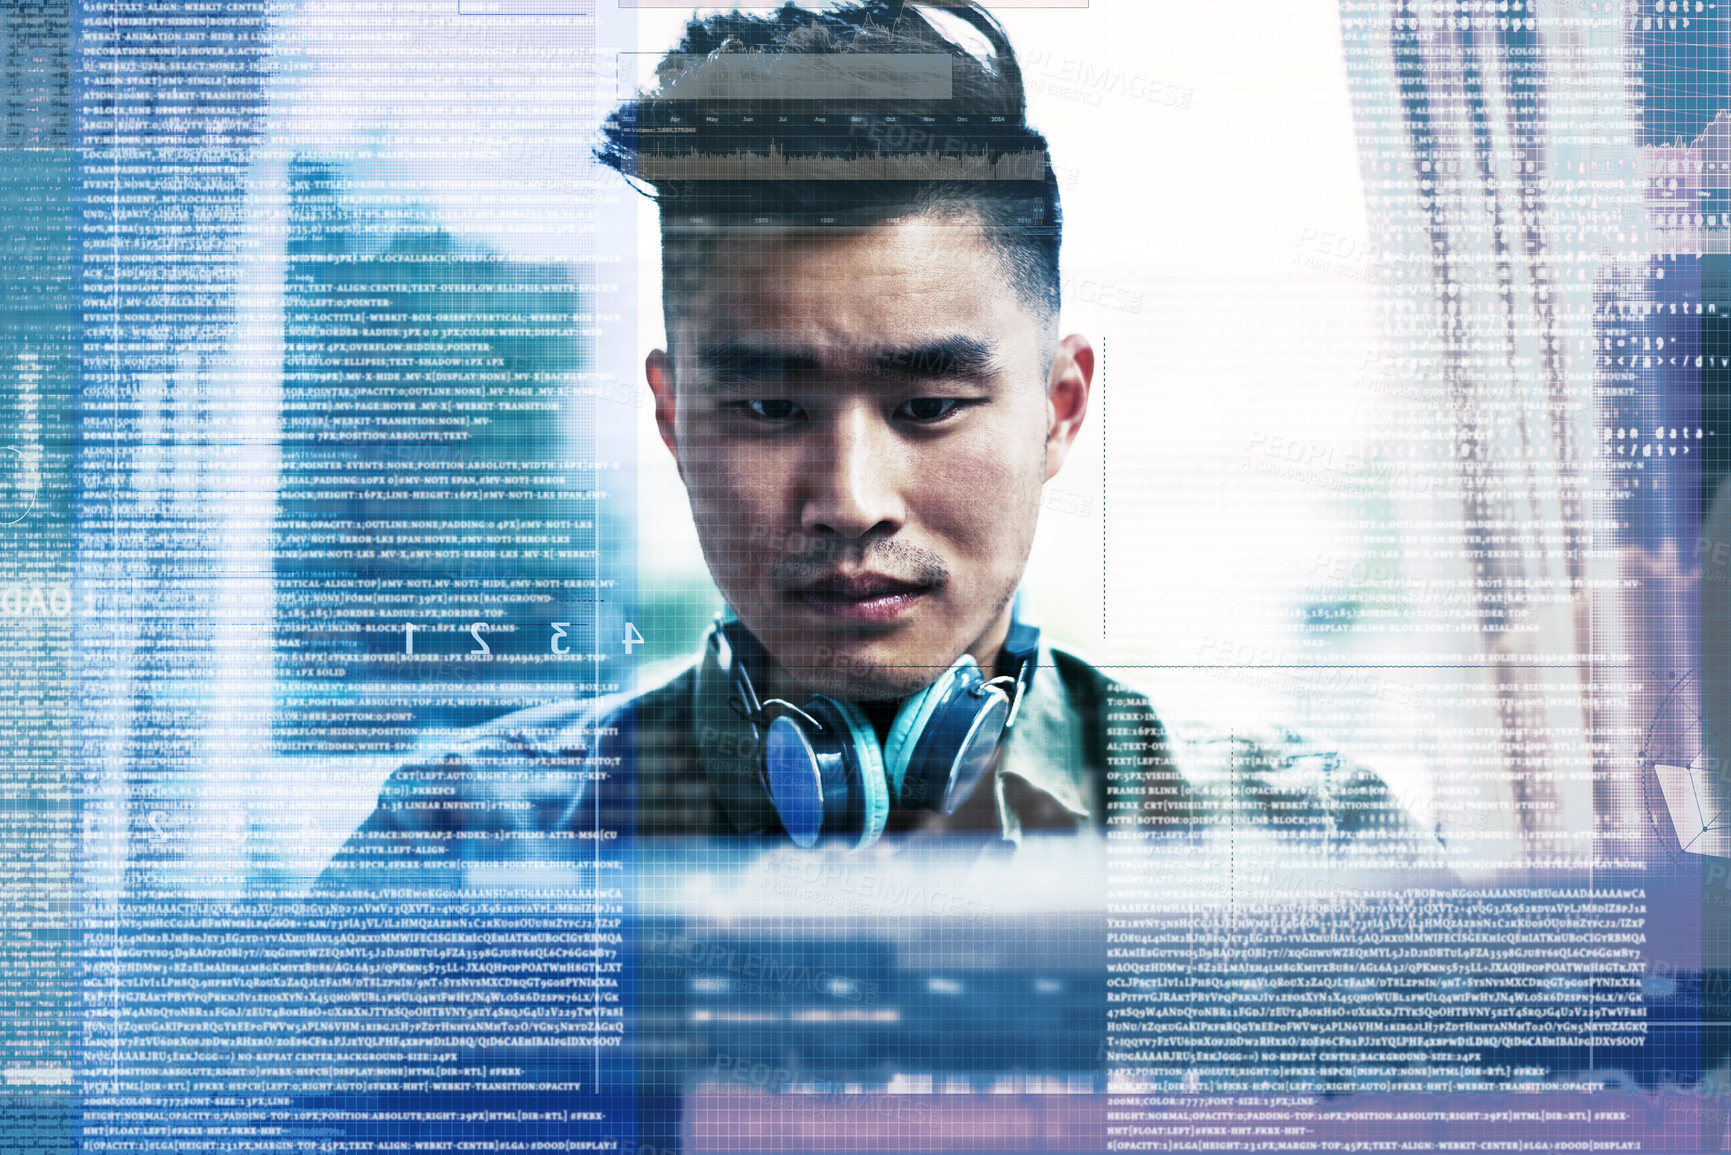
[691,336,999,390]
[868,337,998,384]
[693,342,822,390]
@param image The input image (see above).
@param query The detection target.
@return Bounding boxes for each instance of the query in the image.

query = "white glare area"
[266,1,610,267]
[236,1,636,882]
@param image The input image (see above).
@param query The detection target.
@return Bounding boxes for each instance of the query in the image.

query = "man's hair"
[595,1,1062,345]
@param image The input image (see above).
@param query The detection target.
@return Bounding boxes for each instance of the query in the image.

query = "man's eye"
[740,400,802,421]
[898,397,966,422]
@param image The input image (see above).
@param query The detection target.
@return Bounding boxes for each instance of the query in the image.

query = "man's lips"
[791,573,931,598]
[782,573,936,622]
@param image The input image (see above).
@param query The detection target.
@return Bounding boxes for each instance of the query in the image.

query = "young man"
[320,0,1425,889]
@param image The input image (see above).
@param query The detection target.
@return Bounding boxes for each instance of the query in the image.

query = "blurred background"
[3,0,1727,1150]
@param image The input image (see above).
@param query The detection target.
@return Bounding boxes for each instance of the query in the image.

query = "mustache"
[772,539,950,589]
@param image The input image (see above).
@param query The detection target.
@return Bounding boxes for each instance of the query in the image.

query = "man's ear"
[645,347,683,481]
[1044,333,1093,481]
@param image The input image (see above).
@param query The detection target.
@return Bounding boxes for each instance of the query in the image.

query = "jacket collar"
[994,646,1094,840]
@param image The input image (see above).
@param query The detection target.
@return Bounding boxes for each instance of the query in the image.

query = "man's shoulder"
[1038,644,1436,849]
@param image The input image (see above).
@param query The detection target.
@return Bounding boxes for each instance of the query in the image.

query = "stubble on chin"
[788,649,942,703]
[772,581,1020,704]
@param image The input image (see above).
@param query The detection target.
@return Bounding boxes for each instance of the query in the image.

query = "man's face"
[647,211,1091,701]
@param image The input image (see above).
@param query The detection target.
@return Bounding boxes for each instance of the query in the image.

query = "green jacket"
[319,626,1438,890]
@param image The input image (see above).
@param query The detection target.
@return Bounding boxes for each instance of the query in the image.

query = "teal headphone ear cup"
[721,610,1038,849]
[884,655,979,807]
[822,696,891,849]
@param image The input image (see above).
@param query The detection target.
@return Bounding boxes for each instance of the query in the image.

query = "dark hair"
[595,1,1062,339]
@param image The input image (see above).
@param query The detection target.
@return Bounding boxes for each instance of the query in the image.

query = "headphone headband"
[711,599,1041,847]
[716,596,1040,712]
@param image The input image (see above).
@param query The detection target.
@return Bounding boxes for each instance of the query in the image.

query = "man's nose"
[799,404,905,540]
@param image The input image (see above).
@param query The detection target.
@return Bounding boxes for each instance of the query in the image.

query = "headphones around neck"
[712,604,1040,850]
